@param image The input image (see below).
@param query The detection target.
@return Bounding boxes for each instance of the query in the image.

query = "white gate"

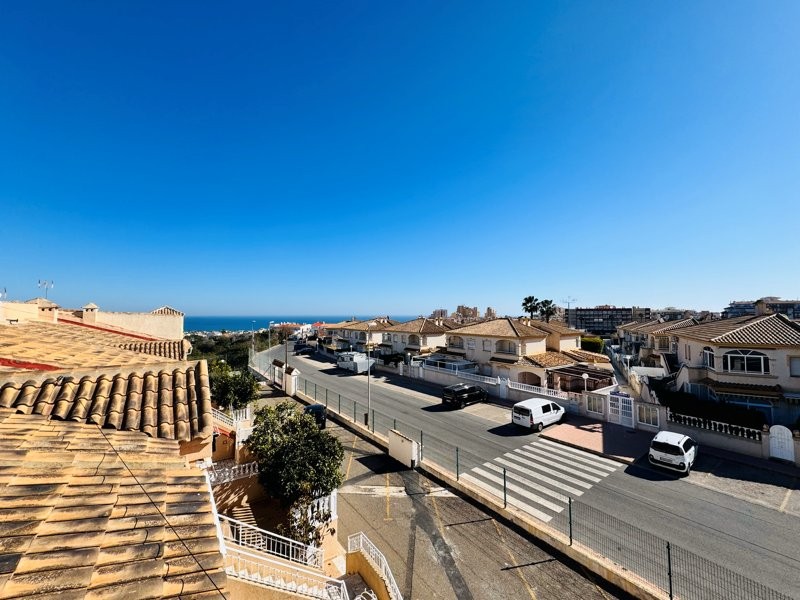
[620,396,634,428]
[608,395,620,424]
[769,425,795,462]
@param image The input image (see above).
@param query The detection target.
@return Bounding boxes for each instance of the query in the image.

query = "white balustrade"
[209,461,258,485]
[347,532,402,600]
[219,514,324,568]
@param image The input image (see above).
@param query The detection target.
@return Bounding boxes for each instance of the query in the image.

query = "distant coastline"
[185,315,419,333]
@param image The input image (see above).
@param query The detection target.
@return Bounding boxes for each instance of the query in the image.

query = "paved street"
[268,346,800,598]
[330,417,633,600]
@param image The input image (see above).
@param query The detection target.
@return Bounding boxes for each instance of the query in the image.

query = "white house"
[380,317,453,357]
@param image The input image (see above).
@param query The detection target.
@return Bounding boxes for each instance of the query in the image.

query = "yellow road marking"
[779,488,792,513]
[430,482,445,532]
[384,473,393,521]
[345,434,357,481]
[493,520,537,600]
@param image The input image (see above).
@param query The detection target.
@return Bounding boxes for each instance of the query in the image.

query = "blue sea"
[185,315,419,333]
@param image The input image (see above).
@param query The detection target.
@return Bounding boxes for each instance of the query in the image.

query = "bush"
[581,336,604,353]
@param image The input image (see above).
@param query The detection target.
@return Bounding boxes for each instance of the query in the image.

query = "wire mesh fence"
[293,376,794,600]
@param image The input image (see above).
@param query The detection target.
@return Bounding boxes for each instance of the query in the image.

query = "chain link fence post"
[568,497,573,546]
[456,447,460,481]
[503,468,507,507]
[666,541,673,600]
[420,430,424,462]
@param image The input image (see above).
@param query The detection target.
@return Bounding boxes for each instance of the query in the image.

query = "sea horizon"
[185,315,421,332]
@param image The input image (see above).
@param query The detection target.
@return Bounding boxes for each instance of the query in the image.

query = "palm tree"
[521,296,540,319]
[539,299,557,323]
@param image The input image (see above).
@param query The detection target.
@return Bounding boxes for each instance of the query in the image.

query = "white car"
[511,398,565,432]
[648,431,698,474]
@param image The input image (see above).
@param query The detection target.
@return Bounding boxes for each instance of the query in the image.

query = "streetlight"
[268,321,275,351]
[582,372,589,392]
[251,320,256,352]
[366,321,377,427]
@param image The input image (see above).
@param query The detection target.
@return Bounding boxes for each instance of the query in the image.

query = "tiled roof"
[384,318,450,335]
[522,320,582,337]
[0,322,185,369]
[561,349,611,363]
[448,318,548,339]
[618,319,663,333]
[676,314,800,346]
[338,319,399,332]
[635,318,698,335]
[0,410,227,599]
[0,360,214,442]
[522,352,577,368]
[151,305,185,316]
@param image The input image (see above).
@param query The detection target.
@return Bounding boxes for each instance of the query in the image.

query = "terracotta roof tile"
[676,314,800,346]
[0,410,226,599]
[448,318,548,339]
[561,349,611,363]
[522,352,577,368]
[383,318,450,335]
[0,362,212,442]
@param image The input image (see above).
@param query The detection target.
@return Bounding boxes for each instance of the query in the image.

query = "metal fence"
[295,376,794,600]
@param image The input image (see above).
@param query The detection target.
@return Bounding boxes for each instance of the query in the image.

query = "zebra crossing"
[460,437,620,523]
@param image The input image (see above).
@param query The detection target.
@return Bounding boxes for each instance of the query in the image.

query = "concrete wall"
[1,301,42,323]
[179,436,212,462]
[95,311,184,339]
[665,421,765,458]
[346,552,396,600]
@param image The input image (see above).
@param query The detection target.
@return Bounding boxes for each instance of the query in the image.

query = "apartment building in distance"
[721,297,800,320]
[566,305,651,336]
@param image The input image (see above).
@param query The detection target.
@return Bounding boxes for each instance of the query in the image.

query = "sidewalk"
[540,415,652,464]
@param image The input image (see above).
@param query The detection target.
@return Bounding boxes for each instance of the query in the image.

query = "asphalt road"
[269,345,800,598]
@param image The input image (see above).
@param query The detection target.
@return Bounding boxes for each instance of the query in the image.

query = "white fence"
[348,532,402,600]
[219,514,324,569]
[507,380,573,400]
[209,460,258,485]
[212,407,235,428]
[225,546,348,599]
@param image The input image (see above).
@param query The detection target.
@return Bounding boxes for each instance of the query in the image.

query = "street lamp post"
[251,320,256,352]
[582,372,589,392]
[366,321,377,427]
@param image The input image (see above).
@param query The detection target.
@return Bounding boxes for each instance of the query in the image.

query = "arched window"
[449,336,464,349]
[702,347,715,369]
[359,332,366,341]
[401,335,406,343]
[409,335,420,346]
[722,350,770,374]
[495,340,517,354]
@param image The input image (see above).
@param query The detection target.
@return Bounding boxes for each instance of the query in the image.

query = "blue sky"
[1,1,798,317]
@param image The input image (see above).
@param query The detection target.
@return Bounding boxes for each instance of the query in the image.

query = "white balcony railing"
[209,461,258,485]
[212,407,235,428]
[225,546,348,599]
[219,513,324,568]
[348,532,402,600]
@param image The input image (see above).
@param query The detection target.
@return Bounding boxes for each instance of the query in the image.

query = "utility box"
[388,429,419,469]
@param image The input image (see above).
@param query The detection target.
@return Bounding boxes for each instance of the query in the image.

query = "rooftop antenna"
[38,280,54,299]
[562,296,577,327]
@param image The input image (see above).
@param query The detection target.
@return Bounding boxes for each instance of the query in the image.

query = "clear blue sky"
[2,1,798,316]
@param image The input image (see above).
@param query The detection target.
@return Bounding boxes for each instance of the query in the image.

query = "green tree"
[245,401,344,506]
[539,299,557,323]
[581,336,605,353]
[278,483,336,547]
[208,359,259,410]
[521,296,540,319]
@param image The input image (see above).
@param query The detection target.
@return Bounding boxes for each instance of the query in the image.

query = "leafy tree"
[245,401,344,506]
[278,483,336,547]
[581,336,605,353]
[539,299,557,323]
[521,296,540,319]
[208,359,259,410]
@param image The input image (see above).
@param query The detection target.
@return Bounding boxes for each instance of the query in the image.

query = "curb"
[538,432,640,465]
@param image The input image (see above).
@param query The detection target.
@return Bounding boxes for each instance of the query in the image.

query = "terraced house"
[379,317,454,358]
[444,317,614,392]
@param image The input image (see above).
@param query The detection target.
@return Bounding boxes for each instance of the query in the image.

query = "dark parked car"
[442,384,488,408]
[295,346,315,356]
[303,404,327,428]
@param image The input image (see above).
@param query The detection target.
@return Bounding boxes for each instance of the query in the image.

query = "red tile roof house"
[0,305,398,598]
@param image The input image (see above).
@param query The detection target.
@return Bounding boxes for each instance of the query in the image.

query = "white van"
[511,398,565,432]
[648,431,698,474]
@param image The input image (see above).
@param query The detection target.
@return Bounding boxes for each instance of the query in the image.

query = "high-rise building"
[430,308,448,319]
[565,305,651,336]
[485,306,497,319]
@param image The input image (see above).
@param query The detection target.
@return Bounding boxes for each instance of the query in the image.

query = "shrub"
[581,336,604,353]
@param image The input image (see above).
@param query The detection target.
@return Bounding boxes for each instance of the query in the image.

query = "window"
[702,347,715,369]
[790,357,800,377]
[684,344,691,361]
[637,404,658,427]
[682,439,696,452]
[550,403,561,412]
[542,404,552,413]
[495,340,517,354]
[467,338,475,350]
[722,350,770,374]
[401,335,406,343]
[587,396,603,414]
[483,339,491,351]
[393,334,398,342]
[450,336,464,349]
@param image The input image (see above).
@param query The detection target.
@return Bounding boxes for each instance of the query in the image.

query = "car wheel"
[459,401,465,409]
[536,422,544,432]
